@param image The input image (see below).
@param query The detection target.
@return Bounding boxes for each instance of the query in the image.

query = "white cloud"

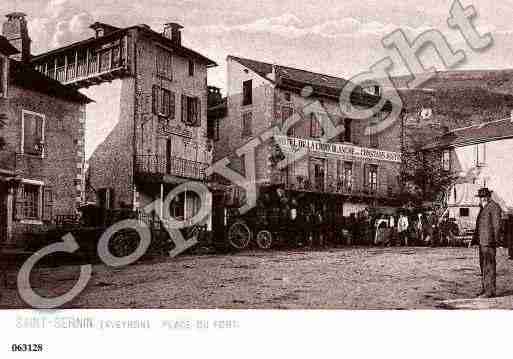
[192,15,430,40]
[51,12,94,47]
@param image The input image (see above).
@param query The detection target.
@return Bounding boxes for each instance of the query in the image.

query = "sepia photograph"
[1,0,513,357]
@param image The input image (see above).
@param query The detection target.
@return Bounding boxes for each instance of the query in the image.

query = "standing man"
[398,212,409,246]
[416,213,424,245]
[474,188,502,298]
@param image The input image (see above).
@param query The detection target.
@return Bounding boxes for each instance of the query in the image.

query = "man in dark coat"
[474,188,502,298]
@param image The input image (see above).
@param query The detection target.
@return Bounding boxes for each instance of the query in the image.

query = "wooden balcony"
[136,155,208,181]
[32,35,129,88]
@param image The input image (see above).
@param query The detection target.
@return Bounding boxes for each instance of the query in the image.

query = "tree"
[400,143,457,207]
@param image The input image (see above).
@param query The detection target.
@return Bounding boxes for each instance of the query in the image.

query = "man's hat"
[476,187,493,198]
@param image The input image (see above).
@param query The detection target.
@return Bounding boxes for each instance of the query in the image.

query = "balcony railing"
[33,37,128,86]
[280,178,396,199]
[136,155,208,181]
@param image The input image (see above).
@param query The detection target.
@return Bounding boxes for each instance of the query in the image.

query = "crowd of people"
[334,208,455,247]
[252,188,463,248]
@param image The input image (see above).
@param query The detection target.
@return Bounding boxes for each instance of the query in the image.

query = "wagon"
[212,185,347,251]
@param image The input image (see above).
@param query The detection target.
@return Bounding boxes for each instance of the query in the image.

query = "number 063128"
[11,344,44,352]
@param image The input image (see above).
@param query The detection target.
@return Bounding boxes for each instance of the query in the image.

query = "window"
[242,111,252,137]
[242,80,252,106]
[337,161,353,191]
[181,95,201,127]
[170,191,202,220]
[22,110,45,156]
[365,164,378,192]
[369,125,379,148]
[156,47,173,79]
[459,208,470,217]
[476,143,486,167]
[310,113,322,138]
[281,106,294,136]
[112,45,121,68]
[171,192,185,220]
[343,162,353,191]
[188,59,194,77]
[442,149,451,171]
[152,86,174,119]
[16,183,42,220]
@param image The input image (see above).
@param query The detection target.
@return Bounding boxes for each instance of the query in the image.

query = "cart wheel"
[256,230,273,249]
[109,229,139,258]
[228,221,252,250]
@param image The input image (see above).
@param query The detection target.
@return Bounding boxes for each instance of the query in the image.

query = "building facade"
[0,13,90,246]
[211,56,403,216]
[423,118,513,232]
[31,21,216,224]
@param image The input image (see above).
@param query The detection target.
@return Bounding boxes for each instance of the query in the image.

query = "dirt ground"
[1,246,513,309]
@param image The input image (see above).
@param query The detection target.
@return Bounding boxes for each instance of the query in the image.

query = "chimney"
[163,23,183,46]
[89,22,120,38]
[2,12,31,63]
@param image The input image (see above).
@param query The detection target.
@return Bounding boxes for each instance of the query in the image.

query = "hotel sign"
[275,136,402,163]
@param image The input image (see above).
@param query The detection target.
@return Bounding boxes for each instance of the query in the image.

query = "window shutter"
[195,98,201,126]
[162,89,170,118]
[35,115,43,141]
[181,94,187,124]
[43,186,53,222]
[170,91,175,119]
[152,86,158,115]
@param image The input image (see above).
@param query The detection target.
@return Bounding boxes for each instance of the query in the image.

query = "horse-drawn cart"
[212,185,346,251]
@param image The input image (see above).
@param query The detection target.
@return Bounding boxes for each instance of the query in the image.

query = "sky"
[2,0,513,93]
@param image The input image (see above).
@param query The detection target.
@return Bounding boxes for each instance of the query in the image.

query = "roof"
[228,55,389,109]
[0,35,19,56]
[31,24,217,68]
[9,59,91,104]
[423,117,513,150]
[230,55,349,90]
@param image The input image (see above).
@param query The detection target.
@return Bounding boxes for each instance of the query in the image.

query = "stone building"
[423,117,513,233]
[0,13,91,246]
[30,21,216,223]
[210,56,403,216]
